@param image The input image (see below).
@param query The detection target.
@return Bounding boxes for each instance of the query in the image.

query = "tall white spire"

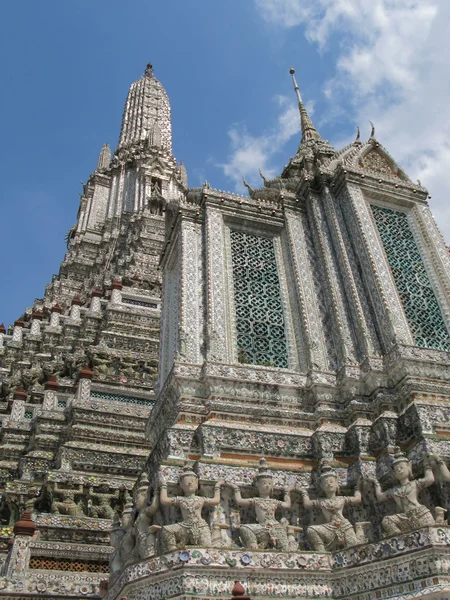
[117,63,172,152]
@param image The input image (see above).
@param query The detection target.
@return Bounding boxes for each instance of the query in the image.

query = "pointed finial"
[289,67,303,105]
[355,126,361,143]
[369,121,375,138]
[289,67,321,144]
[144,63,154,77]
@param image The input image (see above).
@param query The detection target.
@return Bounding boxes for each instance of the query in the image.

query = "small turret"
[96,143,111,171]
[178,162,188,188]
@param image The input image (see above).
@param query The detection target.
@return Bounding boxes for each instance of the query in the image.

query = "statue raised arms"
[227,458,292,552]
[133,473,160,559]
[299,462,363,551]
[159,463,224,551]
[373,448,436,536]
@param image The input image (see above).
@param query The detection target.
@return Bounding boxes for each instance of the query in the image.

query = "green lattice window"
[57,400,66,409]
[371,205,450,351]
[24,411,33,419]
[230,230,288,368]
[91,391,153,406]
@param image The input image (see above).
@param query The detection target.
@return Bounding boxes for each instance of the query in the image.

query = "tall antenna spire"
[289,68,321,144]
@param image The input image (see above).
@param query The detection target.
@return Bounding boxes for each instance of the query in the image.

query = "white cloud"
[254,0,450,242]
[220,97,302,192]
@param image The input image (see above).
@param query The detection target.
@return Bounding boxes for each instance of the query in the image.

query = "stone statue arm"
[417,457,434,489]
[436,457,450,482]
[427,454,450,482]
[203,480,225,507]
[280,488,292,510]
[373,479,389,503]
[297,486,314,510]
[346,479,362,505]
[226,482,252,507]
[145,490,160,517]
[158,477,178,507]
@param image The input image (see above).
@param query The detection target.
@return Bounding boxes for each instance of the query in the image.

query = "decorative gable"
[359,147,406,181]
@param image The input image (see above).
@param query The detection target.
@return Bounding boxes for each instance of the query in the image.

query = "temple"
[1,63,450,600]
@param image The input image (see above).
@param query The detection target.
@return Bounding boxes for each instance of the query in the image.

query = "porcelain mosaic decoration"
[1,64,450,600]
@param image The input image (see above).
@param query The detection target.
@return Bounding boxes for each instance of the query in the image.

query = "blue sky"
[1,0,449,327]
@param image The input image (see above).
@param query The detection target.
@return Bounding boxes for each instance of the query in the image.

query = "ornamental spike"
[289,67,321,144]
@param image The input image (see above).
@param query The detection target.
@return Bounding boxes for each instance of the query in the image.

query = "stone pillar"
[205,207,230,362]
[30,311,43,336]
[179,220,202,363]
[9,387,27,420]
[42,375,60,410]
[111,280,123,304]
[4,511,37,579]
[75,365,93,401]
[89,289,103,313]
[285,208,329,370]
[50,304,62,327]
[12,319,24,343]
[341,182,414,349]
[70,296,82,320]
[0,322,5,347]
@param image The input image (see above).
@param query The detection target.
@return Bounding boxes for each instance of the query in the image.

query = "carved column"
[111,281,123,304]
[4,511,36,579]
[49,304,62,328]
[30,311,43,336]
[12,319,24,343]
[322,185,380,358]
[89,289,103,313]
[284,207,329,370]
[42,376,60,410]
[70,297,82,320]
[75,365,93,402]
[178,220,203,364]
[306,190,358,368]
[341,182,413,349]
[205,207,231,362]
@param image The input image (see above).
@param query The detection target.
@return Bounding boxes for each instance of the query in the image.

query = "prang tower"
[2,65,450,600]
[0,64,186,591]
